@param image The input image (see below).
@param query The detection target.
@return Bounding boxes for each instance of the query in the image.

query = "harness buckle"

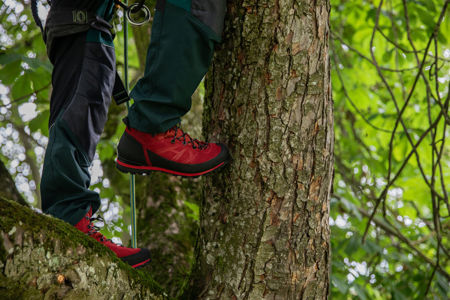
[126,3,151,26]
[72,10,89,24]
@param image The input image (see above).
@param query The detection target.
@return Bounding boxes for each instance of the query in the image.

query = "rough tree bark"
[189,0,333,299]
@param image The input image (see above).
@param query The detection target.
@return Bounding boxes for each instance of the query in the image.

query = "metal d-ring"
[126,3,151,26]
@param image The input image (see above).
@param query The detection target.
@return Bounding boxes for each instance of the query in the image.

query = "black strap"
[112,72,131,105]
[46,9,113,37]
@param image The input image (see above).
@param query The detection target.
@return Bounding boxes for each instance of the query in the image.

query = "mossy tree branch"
[0,197,164,299]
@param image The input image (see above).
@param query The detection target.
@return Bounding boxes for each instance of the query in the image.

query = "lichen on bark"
[0,197,164,299]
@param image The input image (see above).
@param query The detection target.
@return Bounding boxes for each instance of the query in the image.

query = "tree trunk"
[189,0,333,298]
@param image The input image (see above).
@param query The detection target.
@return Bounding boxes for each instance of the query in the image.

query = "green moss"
[0,197,115,260]
[0,274,42,300]
[110,254,166,296]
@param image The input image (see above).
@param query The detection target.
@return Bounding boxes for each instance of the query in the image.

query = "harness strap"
[113,72,131,105]
[46,9,114,37]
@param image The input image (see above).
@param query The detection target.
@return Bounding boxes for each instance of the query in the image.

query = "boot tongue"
[164,127,177,138]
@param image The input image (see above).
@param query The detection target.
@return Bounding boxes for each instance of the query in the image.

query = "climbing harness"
[30,0,150,106]
[31,0,151,249]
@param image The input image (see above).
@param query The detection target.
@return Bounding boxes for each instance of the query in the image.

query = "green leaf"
[344,235,360,255]
[331,275,349,294]
[416,7,436,31]
[11,72,33,100]
[436,273,449,297]
[353,284,368,300]
[392,287,408,300]
[365,7,376,22]
[22,56,52,73]
[30,67,51,90]
[412,0,436,12]
[382,48,393,63]
[0,60,22,85]
[98,142,115,161]
[362,240,382,255]
[28,109,49,136]
[0,53,22,65]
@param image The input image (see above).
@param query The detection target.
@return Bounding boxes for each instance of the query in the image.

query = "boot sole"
[120,248,151,269]
[115,159,228,178]
[132,258,151,269]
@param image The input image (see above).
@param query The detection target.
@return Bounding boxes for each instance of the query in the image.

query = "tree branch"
[0,197,164,298]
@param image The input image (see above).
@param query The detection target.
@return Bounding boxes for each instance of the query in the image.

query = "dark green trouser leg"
[128,0,226,134]
[41,117,102,225]
[41,1,115,225]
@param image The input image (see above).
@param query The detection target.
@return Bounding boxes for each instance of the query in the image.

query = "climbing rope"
[123,2,137,249]
[119,0,150,249]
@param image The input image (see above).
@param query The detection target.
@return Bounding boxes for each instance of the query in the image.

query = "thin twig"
[0,83,51,108]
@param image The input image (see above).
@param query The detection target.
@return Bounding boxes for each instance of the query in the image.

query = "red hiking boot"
[116,124,230,177]
[74,208,151,269]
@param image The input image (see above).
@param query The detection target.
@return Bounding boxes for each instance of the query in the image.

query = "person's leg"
[41,31,108,225]
[42,0,117,226]
[116,0,230,176]
[41,0,150,268]
[127,0,227,134]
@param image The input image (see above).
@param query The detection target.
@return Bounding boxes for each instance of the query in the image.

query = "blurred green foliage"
[331,0,449,298]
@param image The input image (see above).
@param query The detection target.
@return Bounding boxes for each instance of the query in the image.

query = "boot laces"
[167,124,208,150]
[85,215,122,246]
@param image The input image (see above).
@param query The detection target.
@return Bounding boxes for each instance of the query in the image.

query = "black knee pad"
[191,0,227,37]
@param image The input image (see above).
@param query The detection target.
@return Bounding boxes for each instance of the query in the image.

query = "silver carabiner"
[126,3,151,26]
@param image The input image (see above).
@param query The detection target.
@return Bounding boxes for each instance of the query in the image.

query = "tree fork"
[188,0,333,298]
